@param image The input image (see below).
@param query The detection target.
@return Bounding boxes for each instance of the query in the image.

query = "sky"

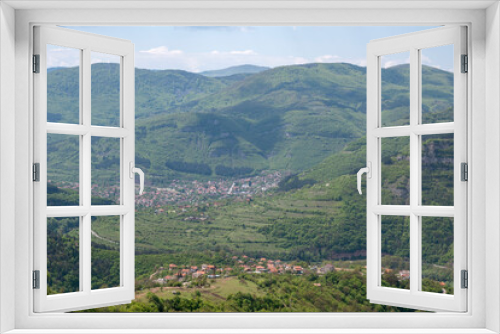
[49,26,454,72]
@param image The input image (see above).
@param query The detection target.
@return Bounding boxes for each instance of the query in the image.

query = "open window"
[31,22,468,316]
[33,26,140,312]
[361,26,467,312]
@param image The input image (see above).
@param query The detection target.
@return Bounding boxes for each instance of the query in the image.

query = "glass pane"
[421,45,454,124]
[381,137,410,205]
[47,45,80,124]
[92,216,121,290]
[91,52,121,127]
[91,137,121,205]
[47,217,80,295]
[381,216,410,290]
[47,133,80,206]
[422,134,454,206]
[381,52,410,127]
[421,217,454,294]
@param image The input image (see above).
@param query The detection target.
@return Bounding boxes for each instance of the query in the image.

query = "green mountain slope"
[134,63,369,183]
[48,64,231,124]
[45,62,456,310]
[380,64,453,126]
[200,64,270,77]
[47,129,454,297]
[47,63,453,186]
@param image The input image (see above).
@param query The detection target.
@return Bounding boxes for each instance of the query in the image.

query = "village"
[150,256,336,286]
[49,170,284,208]
[135,170,283,207]
[148,256,413,287]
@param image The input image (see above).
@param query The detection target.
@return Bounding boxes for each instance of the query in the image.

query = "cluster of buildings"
[383,268,411,280]
[151,256,337,285]
[153,263,234,284]
[133,171,283,207]
[50,171,285,208]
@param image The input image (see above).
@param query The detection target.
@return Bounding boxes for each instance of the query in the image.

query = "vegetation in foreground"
[46,62,455,312]
[83,271,419,313]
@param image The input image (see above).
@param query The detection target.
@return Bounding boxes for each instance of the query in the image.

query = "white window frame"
[365,26,467,312]
[0,2,498,333]
[33,25,136,312]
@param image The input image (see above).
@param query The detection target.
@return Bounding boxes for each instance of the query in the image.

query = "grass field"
[90,182,345,263]
[135,277,263,305]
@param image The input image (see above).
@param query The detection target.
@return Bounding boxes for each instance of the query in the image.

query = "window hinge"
[461,54,468,73]
[33,54,40,73]
[33,163,40,182]
[33,270,40,289]
[461,270,468,289]
[461,162,468,181]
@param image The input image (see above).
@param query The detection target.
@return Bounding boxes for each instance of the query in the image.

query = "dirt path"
[91,230,118,245]
[149,269,162,280]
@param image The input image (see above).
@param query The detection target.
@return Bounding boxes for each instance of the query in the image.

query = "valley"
[46,61,455,312]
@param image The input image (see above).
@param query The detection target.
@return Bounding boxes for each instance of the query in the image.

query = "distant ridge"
[200,64,270,77]
[47,67,67,72]
[46,62,453,185]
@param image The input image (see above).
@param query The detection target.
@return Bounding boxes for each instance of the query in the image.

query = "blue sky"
[54,26,453,72]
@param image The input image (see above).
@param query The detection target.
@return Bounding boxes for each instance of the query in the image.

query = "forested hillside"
[46,62,455,312]
[47,131,454,300]
[47,62,453,186]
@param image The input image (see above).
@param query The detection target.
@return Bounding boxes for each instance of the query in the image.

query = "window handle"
[357,162,371,195]
[129,162,145,195]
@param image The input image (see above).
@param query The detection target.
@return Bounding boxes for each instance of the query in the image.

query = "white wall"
[4,4,496,332]
[0,2,16,333]
[486,2,500,333]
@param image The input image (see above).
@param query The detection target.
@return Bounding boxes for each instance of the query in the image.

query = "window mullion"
[409,47,421,294]
[78,48,84,293]
[82,47,92,294]
[415,48,423,294]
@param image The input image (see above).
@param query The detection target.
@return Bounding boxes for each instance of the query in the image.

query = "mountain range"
[46,62,455,295]
[46,62,453,186]
[200,64,270,77]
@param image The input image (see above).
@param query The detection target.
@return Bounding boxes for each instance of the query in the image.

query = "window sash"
[32,25,136,313]
[366,26,468,312]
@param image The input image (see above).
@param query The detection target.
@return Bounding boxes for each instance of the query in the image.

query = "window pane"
[381,216,410,290]
[421,217,454,294]
[47,45,80,124]
[91,137,121,205]
[381,137,410,205]
[91,52,121,127]
[381,52,410,127]
[47,217,80,295]
[422,134,454,206]
[47,133,80,206]
[92,216,121,290]
[421,45,454,124]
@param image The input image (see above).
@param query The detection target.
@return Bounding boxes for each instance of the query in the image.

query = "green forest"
[46,61,455,312]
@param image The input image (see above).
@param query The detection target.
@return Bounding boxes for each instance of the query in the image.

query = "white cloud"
[47,43,377,72]
[136,46,317,72]
[421,54,432,65]
[314,54,367,67]
[350,59,367,67]
[135,47,377,72]
[291,56,309,65]
[229,50,257,56]
[420,54,452,72]
[91,53,120,65]
[315,55,341,63]
[140,46,183,56]
[47,46,80,68]
[382,57,410,69]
